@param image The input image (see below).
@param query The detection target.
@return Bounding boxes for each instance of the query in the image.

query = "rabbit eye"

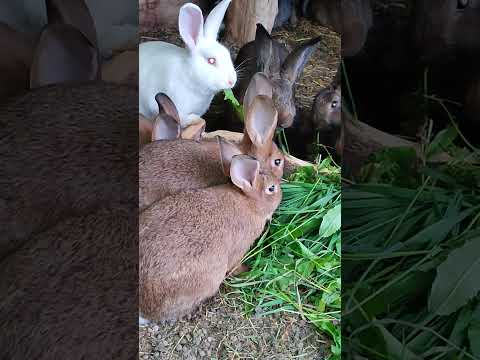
[207,57,216,65]
[457,0,469,9]
[266,185,276,194]
[274,159,282,166]
[331,100,338,108]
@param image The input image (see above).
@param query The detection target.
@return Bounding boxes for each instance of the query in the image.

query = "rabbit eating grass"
[139,0,237,127]
[139,154,282,323]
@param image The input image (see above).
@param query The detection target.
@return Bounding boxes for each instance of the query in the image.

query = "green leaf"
[450,305,473,347]
[428,237,480,315]
[223,89,244,121]
[468,302,480,357]
[319,204,341,238]
[426,126,457,159]
[377,324,422,359]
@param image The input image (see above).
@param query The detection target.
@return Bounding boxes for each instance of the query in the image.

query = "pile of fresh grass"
[225,158,342,359]
[342,128,480,359]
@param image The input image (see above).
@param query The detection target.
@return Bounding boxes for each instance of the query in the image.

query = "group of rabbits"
[137,0,343,322]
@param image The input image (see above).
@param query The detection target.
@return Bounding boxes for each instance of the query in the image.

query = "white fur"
[139,0,237,127]
[139,315,150,326]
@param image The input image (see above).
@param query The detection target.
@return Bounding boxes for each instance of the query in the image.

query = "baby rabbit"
[231,24,321,129]
[312,84,341,131]
[139,93,206,147]
[139,74,284,212]
[139,0,237,126]
[139,154,282,323]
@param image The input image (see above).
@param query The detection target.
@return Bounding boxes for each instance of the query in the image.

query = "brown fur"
[139,155,282,321]
[0,23,35,102]
[139,95,284,212]
[0,205,138,359]
[0,82,138,258]
[139,93,206,148]
[308,0,372,57]
[230,24,321,129]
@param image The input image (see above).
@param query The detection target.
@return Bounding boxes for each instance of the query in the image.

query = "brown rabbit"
[1,22,137,257]
[139,74,285,212]
[139,154,282,323]
[229,24,321,130]
[139,93,206,147]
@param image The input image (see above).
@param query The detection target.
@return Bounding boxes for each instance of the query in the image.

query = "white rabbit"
[139,0,237,127]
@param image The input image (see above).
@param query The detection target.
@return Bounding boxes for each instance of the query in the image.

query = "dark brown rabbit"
[303,0,372,57]
[413,0,480,125]
[230,24,321,129]
[1,20,137,257]
[312,84,341,131]
[0,23,35,102]
[139,154,282,323]
[139,74,285,212]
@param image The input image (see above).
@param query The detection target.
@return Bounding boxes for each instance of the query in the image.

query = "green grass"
[225,159,342,359]
[342,60,480,359]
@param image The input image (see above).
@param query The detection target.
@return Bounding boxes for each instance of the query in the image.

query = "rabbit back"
[139,139,224,212]
[139,185,268,321]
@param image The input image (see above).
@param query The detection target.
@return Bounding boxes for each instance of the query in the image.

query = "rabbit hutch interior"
[139,0,341,359]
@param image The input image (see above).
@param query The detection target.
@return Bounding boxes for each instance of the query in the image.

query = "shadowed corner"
[341,0,480,359]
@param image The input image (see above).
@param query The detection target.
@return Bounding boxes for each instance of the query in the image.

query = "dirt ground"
[139,290,328,360]
[139,18,339,360]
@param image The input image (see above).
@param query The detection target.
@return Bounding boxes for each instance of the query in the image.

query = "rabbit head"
[139,93,206,146]
[225,73,284,179]
[178,0,237,92]
[229,154,282,214]
[312,85,341,131]
[251,24,321,128]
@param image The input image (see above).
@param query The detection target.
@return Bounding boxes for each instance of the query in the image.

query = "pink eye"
[207,57,216,65]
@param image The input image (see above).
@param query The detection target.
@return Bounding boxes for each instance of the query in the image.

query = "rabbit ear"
[30,24,99,88]
[152,115,181,141]
[45,0,98,49]
[243,72,273,115]
[245,95,278,148]
[229,155,260,193]
[181,118,206,141]
[155,93,181,124]
[217,136,243,176]
[204,0,231,40]
[179,3,204,50]
[255,23,275,74]
[280,36,321,84]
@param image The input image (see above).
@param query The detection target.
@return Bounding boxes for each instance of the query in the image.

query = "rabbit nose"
[227,79,234,86]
